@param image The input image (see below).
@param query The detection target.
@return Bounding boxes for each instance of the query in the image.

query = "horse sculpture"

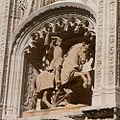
[31,42,92,110]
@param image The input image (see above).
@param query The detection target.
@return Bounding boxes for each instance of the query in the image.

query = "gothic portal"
[0,0,120,120]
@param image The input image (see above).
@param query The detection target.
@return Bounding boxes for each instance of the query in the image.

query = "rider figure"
[48,37,63,90]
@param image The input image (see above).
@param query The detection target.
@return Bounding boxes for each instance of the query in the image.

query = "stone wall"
[2,0,120,120]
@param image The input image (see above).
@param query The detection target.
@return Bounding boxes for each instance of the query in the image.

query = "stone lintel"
[22,104,86,119]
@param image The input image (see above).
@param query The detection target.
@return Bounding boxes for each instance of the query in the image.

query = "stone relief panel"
[107,1,116,86]
[0,0,11,103]
[117,0,120,87]
[21,14,96,111]
[22,62,38,110]
[95,0,104,88]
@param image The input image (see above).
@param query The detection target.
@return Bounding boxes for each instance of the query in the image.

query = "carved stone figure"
[31,41,91,110]
[24,17,95,110]
[61,42,90,87]
[48,36,63,89]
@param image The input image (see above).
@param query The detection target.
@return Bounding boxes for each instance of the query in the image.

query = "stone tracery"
[25,16,95,69]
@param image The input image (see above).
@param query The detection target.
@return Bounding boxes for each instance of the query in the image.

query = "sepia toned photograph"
[0,0,119,120]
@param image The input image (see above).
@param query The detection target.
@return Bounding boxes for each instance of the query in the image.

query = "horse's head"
[78,43,89,65]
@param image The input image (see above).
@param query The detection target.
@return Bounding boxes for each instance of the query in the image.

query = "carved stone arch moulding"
[6,2,96,117]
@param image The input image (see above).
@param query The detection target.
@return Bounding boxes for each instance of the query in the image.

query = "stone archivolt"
[4,3,96,118]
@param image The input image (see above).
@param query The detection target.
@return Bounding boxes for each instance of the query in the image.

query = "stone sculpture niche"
[23,16,96,111]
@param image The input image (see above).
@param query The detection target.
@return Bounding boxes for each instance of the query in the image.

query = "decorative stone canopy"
[23,16,95,70]
[13,1,96,48]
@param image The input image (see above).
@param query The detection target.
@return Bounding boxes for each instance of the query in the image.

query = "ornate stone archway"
[4,1,96,119]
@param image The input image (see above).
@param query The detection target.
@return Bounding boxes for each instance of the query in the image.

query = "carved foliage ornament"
[18,0,28,9]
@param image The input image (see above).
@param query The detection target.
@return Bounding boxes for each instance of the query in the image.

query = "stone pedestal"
[22,104,86,120]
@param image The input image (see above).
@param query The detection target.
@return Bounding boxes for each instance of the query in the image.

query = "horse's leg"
[52,87,62,106]
[36,99,41,110]
[79,72,92,88]
[36,90,45,110]
[56,93,68,105]
[56,89,71,106]
[76,71,92,88]
[55,68,61,90]
[74,72,88,88]
[42,91,53,108]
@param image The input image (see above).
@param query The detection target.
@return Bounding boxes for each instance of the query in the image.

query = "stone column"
[93,0,118,107]
[82,0,120,119]
[4,52,25,119]
[0,0,11,119]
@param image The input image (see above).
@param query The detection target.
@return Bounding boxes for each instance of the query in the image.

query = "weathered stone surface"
[1,0,120,120]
